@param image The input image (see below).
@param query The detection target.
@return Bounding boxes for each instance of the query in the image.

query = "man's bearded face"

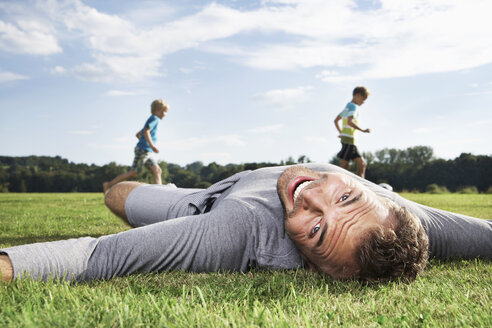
[277,166,393,279]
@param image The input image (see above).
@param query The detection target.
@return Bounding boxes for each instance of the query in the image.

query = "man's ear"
[301,254,318,273]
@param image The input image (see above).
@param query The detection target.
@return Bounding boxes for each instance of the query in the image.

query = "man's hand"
[362,128,371,133]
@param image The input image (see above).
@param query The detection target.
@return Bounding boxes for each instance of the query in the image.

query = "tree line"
[0,146,490,193]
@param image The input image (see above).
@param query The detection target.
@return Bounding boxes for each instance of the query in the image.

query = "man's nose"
[301,187,326,211]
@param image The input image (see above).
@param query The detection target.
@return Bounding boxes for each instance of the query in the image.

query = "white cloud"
[316,70,361,83]
[179,67,193,75]
[0,19,61,55]
[2,0,492,82]
[0,70,28,83]
[120,2,177,26]
[179,61,209,75]
[73,54,163,82]
[253,86,313,110]
[50,65,66,75]
[248,124,283,134]
[106,90,140,97]
[205,0,492,79]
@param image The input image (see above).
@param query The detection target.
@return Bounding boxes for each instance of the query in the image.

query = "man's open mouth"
[287,176,316,206]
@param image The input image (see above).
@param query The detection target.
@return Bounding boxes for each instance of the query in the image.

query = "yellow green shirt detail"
[339,102,359,145]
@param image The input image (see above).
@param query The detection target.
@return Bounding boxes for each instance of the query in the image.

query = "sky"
[1,0,491,167]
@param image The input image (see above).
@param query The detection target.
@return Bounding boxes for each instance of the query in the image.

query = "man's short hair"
[355,203,429,282]
[353,86,370,98]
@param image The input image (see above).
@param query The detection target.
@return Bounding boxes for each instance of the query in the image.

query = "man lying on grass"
[1,164,491,283]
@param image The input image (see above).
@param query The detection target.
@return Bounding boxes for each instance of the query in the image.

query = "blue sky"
[1,0,491,166]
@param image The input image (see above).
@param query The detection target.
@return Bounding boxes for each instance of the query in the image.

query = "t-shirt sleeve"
[81,199,256,281]
[378,190,492,260]
[416,204,492,260]
[1,195,255,282]
[145,115,158,130]
[345,103,356,117]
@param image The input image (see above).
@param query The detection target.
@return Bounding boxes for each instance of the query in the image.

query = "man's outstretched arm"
[370,184,492,260]
[1,199,255,282]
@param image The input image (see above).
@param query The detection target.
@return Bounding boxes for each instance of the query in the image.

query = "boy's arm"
[143,127,159,153]
[334,115,342,136]
[136,130,141,139]
[347,117,370,133]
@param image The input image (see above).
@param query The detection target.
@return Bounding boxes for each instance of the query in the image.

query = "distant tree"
[186,161,204,175]
[297,155,311,164]
[362,152,374,165]
[406,146,434,167]
[283,156,296,165]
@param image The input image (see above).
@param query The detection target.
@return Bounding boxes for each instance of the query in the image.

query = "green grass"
[1,193,491,327]
[400,193,492,220]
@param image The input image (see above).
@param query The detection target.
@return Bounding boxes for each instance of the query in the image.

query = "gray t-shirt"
[119,163,492,273]
[2,163,491,281]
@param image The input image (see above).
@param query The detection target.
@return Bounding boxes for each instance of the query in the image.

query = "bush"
[425,183,450,194]
[485,186,492,194]
[456,186,479,194]
[0,182,8,193]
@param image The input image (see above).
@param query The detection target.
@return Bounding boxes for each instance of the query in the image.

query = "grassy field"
[0,193,491,327]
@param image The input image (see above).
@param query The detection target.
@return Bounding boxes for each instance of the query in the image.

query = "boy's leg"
[337,143,350,171]
[0,254,13,282]
[150,165,162,185]
[103,147,147,193]
[340,159,350,170]
[103,170,138,194]
[354,157,367,178]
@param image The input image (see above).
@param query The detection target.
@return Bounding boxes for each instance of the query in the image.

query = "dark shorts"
[337,143,362,161]
[130,147,159,173]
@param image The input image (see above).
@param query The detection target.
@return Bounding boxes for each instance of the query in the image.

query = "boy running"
[333,86,371,178]
[103,99,169,193]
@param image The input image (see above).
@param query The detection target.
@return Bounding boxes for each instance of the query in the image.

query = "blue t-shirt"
[136,115,159,152]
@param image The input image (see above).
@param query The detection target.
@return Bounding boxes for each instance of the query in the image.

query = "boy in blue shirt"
[103,99,169,193]
[333,86,371,178]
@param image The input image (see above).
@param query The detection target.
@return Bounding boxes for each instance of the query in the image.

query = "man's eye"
[311,222,321,235]
[338,193,349,202]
